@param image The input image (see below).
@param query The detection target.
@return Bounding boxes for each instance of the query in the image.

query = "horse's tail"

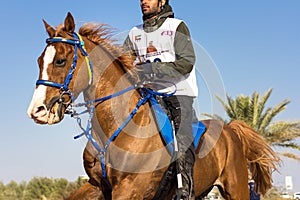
[228,120,281,195]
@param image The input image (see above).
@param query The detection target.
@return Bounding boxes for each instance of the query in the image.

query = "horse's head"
[27,13,92,124]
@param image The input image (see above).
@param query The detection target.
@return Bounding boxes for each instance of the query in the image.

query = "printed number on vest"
[146,58,162,63]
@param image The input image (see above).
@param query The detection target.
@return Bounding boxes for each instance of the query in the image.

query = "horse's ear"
[43,19,55,38]
[64,12,75,33]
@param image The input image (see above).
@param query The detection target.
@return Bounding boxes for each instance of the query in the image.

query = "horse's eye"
[55,59,67,67]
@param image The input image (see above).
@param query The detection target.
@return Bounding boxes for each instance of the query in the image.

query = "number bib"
[128,18,198,97]
[128,18,181,64]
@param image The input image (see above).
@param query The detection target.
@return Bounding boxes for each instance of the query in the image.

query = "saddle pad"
[149,96,206,154]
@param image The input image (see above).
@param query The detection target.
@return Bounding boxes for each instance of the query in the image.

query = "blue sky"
[0,0,299,194]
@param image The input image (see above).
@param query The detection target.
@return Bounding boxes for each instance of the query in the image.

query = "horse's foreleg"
[66,144,107,200]
[66,181,105,200]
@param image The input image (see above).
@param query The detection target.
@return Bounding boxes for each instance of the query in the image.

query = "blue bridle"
[36,32,176,191]
[36,32,93,100]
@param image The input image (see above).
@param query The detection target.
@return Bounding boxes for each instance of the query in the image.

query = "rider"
[124,0,198,199]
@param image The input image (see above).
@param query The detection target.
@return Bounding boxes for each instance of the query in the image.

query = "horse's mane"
[56,23,136,78]
[78,23,136,75]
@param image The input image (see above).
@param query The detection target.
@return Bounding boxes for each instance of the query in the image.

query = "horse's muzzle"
[46,94,71,124]
[28,97,69,125]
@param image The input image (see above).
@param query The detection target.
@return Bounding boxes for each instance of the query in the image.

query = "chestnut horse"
[27,13,280,200]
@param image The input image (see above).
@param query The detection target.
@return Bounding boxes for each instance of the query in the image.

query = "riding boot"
[173,145,195,200]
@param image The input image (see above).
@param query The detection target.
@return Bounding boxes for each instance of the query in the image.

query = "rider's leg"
[163,95,195,200]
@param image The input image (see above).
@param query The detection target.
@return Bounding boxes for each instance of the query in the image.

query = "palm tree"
[205,88,300,160]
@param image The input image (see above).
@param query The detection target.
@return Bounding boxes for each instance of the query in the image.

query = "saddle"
[149,95,206,155]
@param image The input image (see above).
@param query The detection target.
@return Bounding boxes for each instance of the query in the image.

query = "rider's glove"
[134,62,154,81]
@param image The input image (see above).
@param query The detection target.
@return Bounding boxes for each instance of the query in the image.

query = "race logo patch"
[135,34,142,41]
[161,30,174,36]
[147,41,157,53]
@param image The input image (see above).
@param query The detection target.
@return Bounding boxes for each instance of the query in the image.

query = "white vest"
[128,18,198,97]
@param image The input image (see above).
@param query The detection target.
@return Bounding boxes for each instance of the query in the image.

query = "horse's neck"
[82,43,152,135]
[81,42,171,172]
[81,41,126,101]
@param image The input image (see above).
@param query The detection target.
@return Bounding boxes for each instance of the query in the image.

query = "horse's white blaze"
[27,46,56,118]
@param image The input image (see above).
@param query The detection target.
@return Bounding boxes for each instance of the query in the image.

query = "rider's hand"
[135,62,153,74]
[134,62,154,81]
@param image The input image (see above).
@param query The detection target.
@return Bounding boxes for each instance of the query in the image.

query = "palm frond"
[252,92,260,129]
[216,95,236,119]
[278,152,300,161]
[257,88,273,118]
[259,100,290,133]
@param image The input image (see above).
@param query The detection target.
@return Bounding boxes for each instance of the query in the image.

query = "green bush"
[0,177,87,200]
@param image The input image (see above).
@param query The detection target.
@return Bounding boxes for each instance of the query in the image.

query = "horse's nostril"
[36,105,46,113]
[32,105,47,118]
